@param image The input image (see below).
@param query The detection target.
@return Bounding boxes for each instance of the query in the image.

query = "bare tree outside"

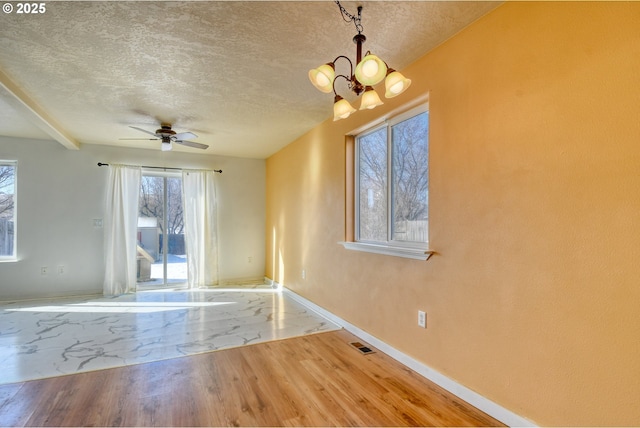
[0,165,15,218]
[0,164,16,257]
[392,111,429,242]
[359,127,388,241]
[139,176,184,235]
[139,176,163,228]
[356,109,429,244]
[166,177,183,235]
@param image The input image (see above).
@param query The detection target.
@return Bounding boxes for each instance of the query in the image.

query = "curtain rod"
[97,162,222,174]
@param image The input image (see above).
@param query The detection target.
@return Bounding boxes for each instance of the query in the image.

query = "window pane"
[138,176,165,284]
[0,163,16,257]
[391,111,429,243]
[166,177,186,284]
[358,127,388,242]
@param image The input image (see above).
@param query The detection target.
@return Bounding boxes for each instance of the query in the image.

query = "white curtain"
[182,170,219,288]
[103,164,141,296]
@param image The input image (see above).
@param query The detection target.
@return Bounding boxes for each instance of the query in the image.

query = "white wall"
[0,137,265,300]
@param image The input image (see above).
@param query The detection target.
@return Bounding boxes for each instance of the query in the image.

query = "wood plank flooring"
[0,330,504,427]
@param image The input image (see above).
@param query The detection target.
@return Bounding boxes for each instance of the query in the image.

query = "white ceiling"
[0,1,498,159]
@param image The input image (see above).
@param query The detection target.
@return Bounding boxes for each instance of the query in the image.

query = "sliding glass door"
[136,172,187,288]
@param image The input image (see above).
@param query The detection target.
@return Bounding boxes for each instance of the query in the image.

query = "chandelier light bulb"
[389,81,404,94]
[361,59,379,78]
[316,73,330,87]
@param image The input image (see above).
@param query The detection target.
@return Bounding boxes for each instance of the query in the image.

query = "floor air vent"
[350,341,375,355]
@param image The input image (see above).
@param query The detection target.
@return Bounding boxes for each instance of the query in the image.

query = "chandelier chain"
[334,1,363,34]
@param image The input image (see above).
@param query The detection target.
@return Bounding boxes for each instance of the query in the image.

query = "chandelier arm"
[332,55,354,76]
[332,74,352,96]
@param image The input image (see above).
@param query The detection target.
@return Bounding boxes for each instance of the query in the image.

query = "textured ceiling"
[0,1,498,159]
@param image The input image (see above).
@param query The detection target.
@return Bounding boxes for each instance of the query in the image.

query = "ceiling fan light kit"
[309,1,412,121]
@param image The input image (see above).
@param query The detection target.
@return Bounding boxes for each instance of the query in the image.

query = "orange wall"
[266,3,640,425]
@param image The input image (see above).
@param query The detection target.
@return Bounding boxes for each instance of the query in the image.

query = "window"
[0,161,17,260]
[342,103,432,260]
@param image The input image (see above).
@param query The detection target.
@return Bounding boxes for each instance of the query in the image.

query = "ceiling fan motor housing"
[157,124,176,137]
[127,124,207,150]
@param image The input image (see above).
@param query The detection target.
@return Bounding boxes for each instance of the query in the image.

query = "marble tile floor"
[0,284,341,385]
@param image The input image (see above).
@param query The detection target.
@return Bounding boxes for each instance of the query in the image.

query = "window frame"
[341,101,433,260]
[0,160,17,261]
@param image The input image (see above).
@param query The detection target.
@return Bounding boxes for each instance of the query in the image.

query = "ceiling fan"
[124,123,209,151]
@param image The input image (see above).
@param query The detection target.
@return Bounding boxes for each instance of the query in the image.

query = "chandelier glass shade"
[333,94,357,121]
[354,54,387,86]
[384,69,412,98]
[309,2,412,121]
[309,63,336,93]
[359,86,384,110]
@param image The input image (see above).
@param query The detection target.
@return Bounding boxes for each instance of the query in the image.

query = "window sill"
[339,241,434,261]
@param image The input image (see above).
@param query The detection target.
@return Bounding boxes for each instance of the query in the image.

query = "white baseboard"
[281,285,536,428]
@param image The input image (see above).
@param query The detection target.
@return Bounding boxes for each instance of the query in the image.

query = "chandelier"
[308,1,412,121]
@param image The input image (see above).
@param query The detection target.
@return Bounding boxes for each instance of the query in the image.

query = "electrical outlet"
[248,256,253,263]
[418,310,426,328]
[41,266,48,275]
[301,269,306,280]
[57,265,65,274]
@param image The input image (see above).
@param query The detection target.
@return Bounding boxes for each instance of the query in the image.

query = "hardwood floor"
[0,330,504,427]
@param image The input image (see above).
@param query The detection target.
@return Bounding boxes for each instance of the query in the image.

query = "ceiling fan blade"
[175,140,209,150]
[129,126,159,137]
[174,131,197,140]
